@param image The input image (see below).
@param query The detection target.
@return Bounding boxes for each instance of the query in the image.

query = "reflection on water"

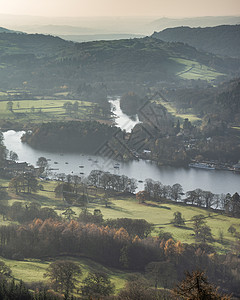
[3,130,240,194]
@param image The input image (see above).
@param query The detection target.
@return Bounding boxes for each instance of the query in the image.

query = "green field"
[232,126,240,131]
[0,256,130,294]
[154,99,202,124]
[3,180,240,254]
[0,98,97,126]
[171,58,225,81]
[84,197,240,252]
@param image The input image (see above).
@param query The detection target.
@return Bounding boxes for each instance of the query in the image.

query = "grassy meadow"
[171,57,225,81]
[2,179,240,254]
[85,197,240,253]
[0,97,96,126]
[153,99,202,124]
[0,256,130,294]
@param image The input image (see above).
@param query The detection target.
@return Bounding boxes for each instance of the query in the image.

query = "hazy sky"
[1,0,240,17]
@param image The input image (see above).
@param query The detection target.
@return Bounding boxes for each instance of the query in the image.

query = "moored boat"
[189,162,215,170]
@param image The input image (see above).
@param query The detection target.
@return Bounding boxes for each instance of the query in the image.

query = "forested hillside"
[0,32,239,94]
[163,77,240,123]
[152,25,240,58]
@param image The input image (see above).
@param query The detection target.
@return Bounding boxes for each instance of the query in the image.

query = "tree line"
[0,218,239,296]
[142,178,240,217]
[3,166,240,219]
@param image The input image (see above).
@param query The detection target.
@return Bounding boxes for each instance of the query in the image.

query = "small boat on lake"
[189,162,215,170]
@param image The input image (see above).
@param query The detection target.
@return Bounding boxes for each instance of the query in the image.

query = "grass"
[1,181,240,290]
[154,99,202,124]
[3,180,240,253]
[82,197,240,252]
[171,57,225,81]
[232,126,240,131]
[0,98,97,126]
[1,257,49,283]
[0,255,131,294]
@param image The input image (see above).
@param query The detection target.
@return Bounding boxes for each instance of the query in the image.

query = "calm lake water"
[2,98,240,195]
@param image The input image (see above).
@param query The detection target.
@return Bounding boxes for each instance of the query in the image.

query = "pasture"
[172,57,225,81]
[2,179,240,254]
[0,256,129,294]
[0,98,96,126]
[154,99,202,124]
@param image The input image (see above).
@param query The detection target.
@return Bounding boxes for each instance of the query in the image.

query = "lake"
[2,98,240,195]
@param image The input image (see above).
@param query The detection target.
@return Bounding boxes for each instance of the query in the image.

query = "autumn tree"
[173,270,231,299]
[136,191,149,203]
[164,238,176,260]
[44,260,82,299]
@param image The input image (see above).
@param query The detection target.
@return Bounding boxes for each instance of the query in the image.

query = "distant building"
[233,163,240,171]
[3,160,36,175]
[143,150,151,154]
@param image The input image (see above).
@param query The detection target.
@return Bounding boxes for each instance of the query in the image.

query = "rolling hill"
[0,31,239,93]
[152,25,240,58]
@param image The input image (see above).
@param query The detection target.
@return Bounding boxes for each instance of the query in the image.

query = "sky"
[1,0,240,17]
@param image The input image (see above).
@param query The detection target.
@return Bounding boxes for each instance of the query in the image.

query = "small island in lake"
[21,121,120,154]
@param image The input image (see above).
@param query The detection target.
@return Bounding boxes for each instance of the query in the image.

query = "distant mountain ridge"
[0,27,16,33]
[149,16,240,32]
[152,25,240,58]
[59,33,144,43]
